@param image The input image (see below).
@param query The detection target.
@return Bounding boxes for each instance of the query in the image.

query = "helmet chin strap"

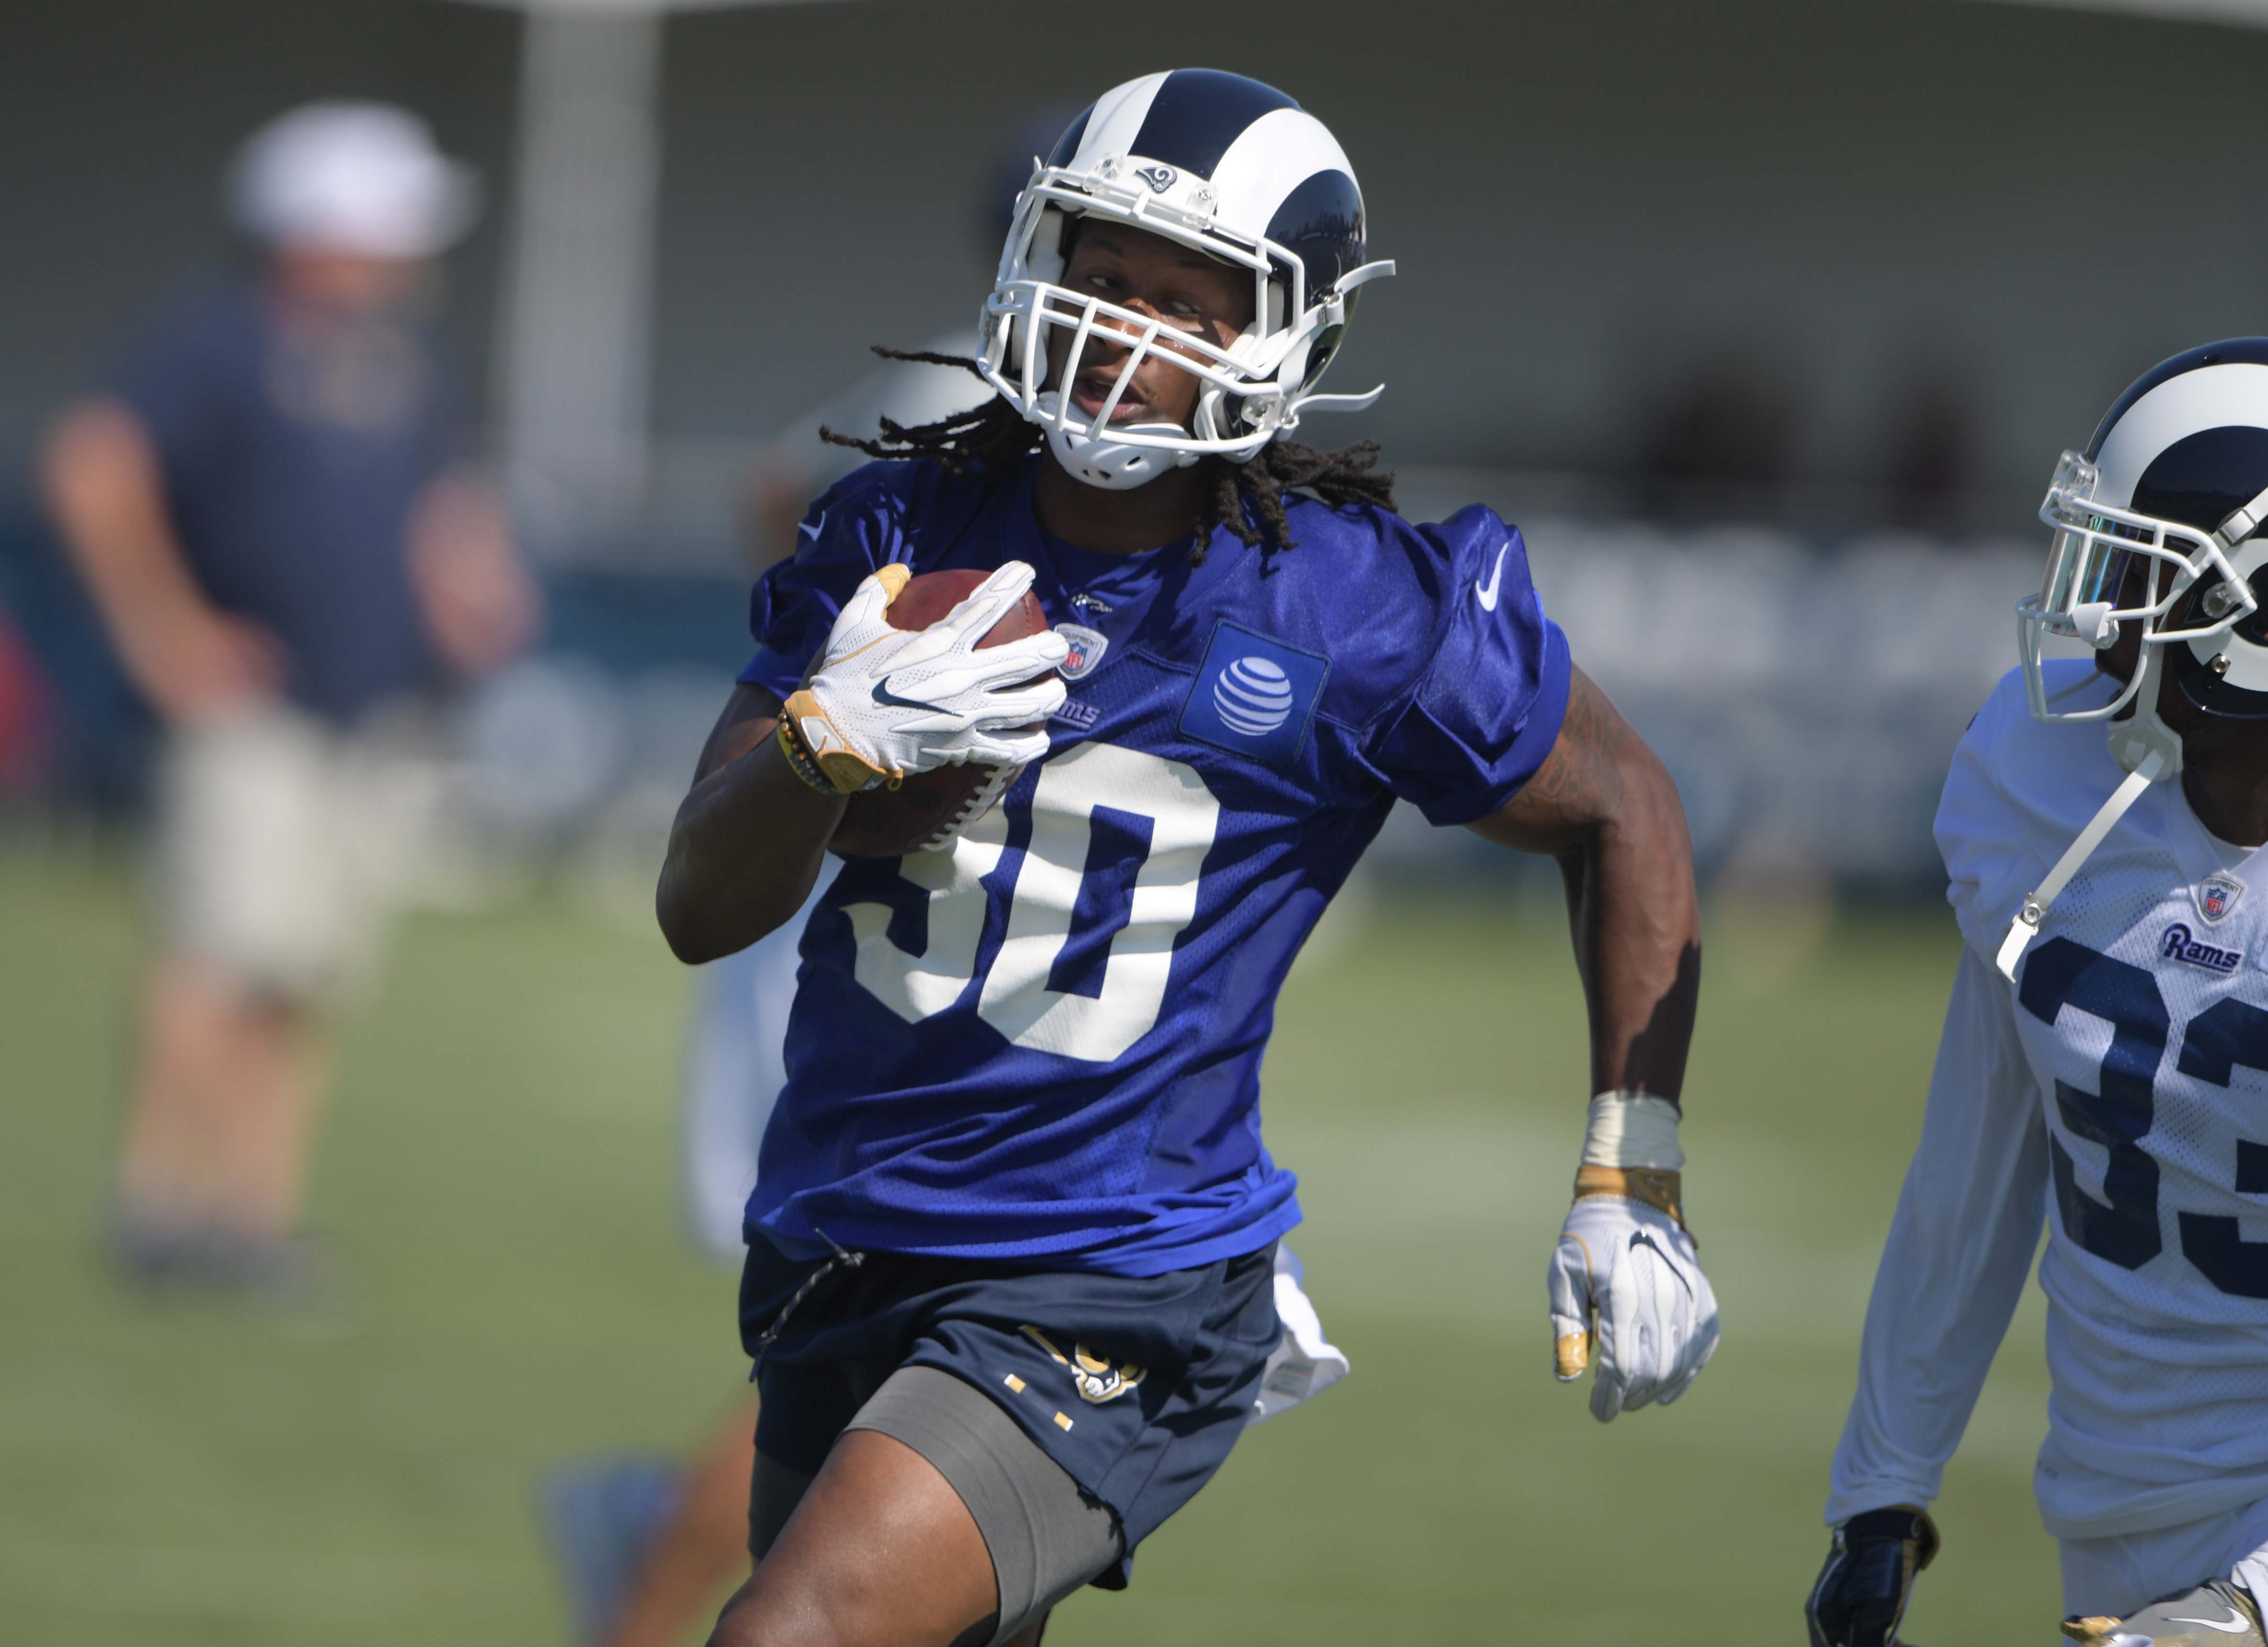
[1036,393,1203,491]
[1996,646,2184,980]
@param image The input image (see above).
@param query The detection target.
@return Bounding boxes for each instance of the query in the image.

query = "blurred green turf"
[0,846,2055,1646]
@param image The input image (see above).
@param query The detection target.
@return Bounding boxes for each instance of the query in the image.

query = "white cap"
[228,101,479,260]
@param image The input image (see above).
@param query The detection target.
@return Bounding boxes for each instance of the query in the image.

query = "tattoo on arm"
[1467,664,1702,1101]
[1472,666,1633,853]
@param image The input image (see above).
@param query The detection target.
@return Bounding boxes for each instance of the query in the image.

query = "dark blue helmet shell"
[1043,69,1366,298]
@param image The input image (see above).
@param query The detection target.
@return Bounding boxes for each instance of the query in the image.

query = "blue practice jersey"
[736,455,1569,1275]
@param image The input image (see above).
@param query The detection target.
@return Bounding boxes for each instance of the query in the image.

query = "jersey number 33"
[2026,935,2268,1296]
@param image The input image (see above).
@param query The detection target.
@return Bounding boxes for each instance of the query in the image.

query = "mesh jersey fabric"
[734,454,1569,1274]
[1836,661,2268,1539]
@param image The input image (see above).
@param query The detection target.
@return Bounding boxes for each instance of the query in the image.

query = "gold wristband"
[1572,1163,1684,1228]
[779,690,897,795]
[774,714,837,795]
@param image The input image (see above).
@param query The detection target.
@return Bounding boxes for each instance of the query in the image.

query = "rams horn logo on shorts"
[1133,163,1178,194]
[1019,1325,1146,1404]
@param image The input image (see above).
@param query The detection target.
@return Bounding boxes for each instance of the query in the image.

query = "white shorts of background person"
[2062,1499,2268,1628]
[155,698,444,1004]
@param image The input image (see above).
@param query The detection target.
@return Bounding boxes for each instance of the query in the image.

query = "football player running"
[659,69,1714,1647]
[1812,342,2268,1647]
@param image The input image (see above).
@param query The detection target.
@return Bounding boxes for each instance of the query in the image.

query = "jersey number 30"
[840,742,1220,1064]
[2023,936,2268,1296]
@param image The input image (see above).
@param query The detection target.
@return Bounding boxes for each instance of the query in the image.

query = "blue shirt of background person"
[114,275,450,724]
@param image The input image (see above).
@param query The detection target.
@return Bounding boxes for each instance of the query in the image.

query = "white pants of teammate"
[2061,1499,2268,1624]
[676,875,1347,1421]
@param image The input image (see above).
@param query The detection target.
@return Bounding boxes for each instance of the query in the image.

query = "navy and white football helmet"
[2021,339,2268,737]
[978,69,1394,489]
[2000,340,2268,976]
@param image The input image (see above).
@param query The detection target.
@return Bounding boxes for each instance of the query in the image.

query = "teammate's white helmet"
[978,69,1394,490]
[229,101,479,260]
[1997,341,2268,979]
[2020,340,2268,730]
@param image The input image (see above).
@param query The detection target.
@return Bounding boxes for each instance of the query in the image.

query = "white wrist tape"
[1579,1091,1684,1171]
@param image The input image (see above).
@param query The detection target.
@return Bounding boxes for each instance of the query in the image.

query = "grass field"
[0,844,2058,1646]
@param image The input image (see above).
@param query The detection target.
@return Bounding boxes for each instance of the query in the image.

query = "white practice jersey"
[1831,660,2268,1540]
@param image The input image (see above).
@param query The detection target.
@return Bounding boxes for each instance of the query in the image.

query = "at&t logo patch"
[1178,620,1328,767]
[1213,656,1294,734]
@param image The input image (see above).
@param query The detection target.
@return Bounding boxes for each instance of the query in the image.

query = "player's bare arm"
[1467,661,1718,1422]
[657,684,843,964]
[1468,663,1701,1099]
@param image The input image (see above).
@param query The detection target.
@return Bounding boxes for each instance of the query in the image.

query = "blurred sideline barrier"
[1518,516,2040,891]
[0,469,2055,896]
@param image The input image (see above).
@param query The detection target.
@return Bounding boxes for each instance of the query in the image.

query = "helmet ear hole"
[2231,568,2268,646]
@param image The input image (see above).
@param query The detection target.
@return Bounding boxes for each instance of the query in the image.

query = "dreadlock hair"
[821,346,1396,566]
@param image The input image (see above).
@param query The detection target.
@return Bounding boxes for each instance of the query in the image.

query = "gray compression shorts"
[751,1365,1123,1644]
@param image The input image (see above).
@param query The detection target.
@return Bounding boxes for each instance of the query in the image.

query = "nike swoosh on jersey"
[2165,1611,2251,1633]
[1475,544,1508,611]
[1628,1229,1693,1298]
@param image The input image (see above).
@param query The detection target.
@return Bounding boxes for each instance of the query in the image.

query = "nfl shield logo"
[2199,871,2246,925]
[1055,622,1108,682]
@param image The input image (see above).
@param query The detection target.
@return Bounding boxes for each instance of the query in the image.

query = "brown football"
[828,568,1053,858]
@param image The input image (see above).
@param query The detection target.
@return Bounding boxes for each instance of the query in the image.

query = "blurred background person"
[40,100,539,1299]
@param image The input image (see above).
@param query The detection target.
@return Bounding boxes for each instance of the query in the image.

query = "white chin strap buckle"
[2071,602,2120,649]
[1045,419,1201,491]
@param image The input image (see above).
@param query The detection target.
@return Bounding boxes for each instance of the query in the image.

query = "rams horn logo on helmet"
[1019,1325,1147,1404]
[1133,162,1178,194]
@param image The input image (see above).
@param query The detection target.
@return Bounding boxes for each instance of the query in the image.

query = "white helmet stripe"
[1206,107,1355,237]
[1065,72,1170,173]
[2096,362,2268,506]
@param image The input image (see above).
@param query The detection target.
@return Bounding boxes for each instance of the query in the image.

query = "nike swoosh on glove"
[1546,1188,1719,1422]
[783,561,1069,794]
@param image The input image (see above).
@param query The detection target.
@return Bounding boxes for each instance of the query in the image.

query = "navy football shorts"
[739,1237,1282,1590]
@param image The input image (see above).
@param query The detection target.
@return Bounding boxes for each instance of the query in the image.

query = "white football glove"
[781,561,1069,794]
[1547,1172,1720,1422]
